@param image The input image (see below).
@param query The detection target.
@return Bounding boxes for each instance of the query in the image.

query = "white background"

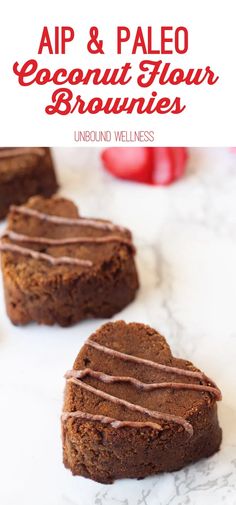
[0,148,236,504]
[0,0,236,146]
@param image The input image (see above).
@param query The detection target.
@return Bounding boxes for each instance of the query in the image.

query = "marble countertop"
[0,148,236,505]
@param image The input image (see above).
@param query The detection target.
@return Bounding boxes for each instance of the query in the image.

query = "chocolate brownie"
[0,147,58,219]
[0,197,138,326]
[62,321,222,483]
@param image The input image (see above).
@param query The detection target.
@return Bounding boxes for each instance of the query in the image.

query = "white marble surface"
[0,148,236,505]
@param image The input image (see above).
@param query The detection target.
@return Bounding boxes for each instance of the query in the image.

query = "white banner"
[0,0,235,146]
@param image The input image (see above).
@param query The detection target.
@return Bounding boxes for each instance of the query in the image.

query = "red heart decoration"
[101,147,188,186]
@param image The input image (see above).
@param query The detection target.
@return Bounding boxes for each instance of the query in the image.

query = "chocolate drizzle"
[0,148,45,159]
[2,230,135,252]
[61,410,162,431]
[10,205,129,233]
[63,340,221,438]
[0,242,92,267]
[67,376,194,436]
[65,368,221,400]
[86,340,216,386]
[0,203,135,268]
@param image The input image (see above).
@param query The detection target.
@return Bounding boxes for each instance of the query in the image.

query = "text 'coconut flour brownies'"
[62,321,222,483]
[0,147,58,219]
[0,196,138,326]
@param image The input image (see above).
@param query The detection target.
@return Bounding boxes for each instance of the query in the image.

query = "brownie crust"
[0,147,58,219]
[62,321,222,483]
[0,197,139,326]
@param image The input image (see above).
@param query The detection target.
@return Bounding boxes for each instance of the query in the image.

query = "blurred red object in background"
[101,147,188,185]
[151,147,188,185]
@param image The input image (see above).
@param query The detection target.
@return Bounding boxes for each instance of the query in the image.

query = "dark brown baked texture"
[0,147,58,219]
[62,321,222,483]
[0,197,138,326]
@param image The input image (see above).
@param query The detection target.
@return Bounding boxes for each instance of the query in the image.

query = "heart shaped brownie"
[0,197,138,326]
[62,321,222,483]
